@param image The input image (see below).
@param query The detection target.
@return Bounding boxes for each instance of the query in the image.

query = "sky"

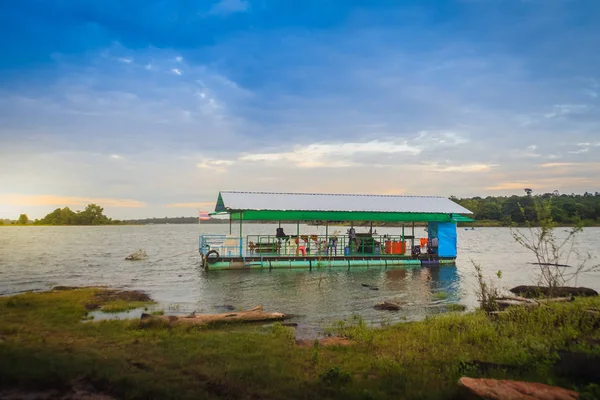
[1,0,599,219]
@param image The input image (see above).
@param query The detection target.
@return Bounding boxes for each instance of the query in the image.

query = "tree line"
[451,191,600,225]
[13,204,122,225]
[5,191,600,226]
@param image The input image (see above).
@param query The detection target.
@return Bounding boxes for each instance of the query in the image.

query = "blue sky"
[1,0,599,219]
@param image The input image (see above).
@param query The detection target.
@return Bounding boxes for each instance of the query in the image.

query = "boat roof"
[213,191,473,222]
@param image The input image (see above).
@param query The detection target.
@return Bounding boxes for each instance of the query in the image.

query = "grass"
[0,288,599,399]
[99,299,151,313]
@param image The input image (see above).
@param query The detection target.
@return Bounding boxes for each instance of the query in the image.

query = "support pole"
[296,221,300,257]
[239,214,243,256]
[325,222,329,254]
[412,221,415,252]
[229,213,232,235]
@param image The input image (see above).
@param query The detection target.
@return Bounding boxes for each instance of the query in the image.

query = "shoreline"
[0,287,599,399]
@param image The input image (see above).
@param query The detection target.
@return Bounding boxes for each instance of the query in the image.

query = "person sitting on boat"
[411,244,421,258]
[428,237,439,254]
[347,226,357,251]
[276,227,288,239]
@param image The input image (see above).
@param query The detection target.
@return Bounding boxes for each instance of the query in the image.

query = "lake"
[1,224,599,336]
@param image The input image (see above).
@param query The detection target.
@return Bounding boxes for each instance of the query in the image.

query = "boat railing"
[199,234,243,257]
[246,234,416,256]
[200,233,427,258]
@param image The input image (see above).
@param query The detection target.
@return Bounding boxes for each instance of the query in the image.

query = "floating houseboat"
[199,191,473,270]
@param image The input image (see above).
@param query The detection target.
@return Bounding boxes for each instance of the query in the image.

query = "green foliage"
[511,197,598,293]
[451,192,600,225]
[17,214,28,225]
[100,300,151,313]
[445,303,467,312]
[35,204,116,225]
[473,262,501,312]
[321,366,352,385]
[1,289,599,400]
[270,322,296,345]
[433,291,448,301]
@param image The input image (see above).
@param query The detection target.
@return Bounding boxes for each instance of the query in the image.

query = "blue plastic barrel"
[344,246,350,256]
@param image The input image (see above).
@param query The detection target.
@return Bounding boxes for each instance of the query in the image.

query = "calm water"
[1,225,599,333]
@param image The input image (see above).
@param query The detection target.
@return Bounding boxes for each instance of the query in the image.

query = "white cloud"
[544,104,589,118]
[171,68,182,76]
[240,140,422,168]
[415,131,468,145]
[208,0,249,15]
[175,56,183,63]
[197,159,234,173]
[118,57,133,64]
[428,163,498,173]
[569,148,589,154]
[110,154,122,160]
[512,145,541,158]
[538,162,575,168]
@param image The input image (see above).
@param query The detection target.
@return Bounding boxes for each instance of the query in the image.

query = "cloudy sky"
[1,0,599,219]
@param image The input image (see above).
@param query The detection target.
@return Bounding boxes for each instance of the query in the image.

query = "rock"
[510,285,598,298]
[458,377,579,400]
[296,336,355,347]
[361,283,379,290]
[282,322,298,327]
[374,301,401,311]
[125,249,148,261]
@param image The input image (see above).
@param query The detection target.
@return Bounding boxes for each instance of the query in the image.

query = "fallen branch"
[140,306,285,326]
[529,262,572,268]
[496,296,538,304]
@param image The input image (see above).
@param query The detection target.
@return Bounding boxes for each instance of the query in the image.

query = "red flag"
[198,211,210,221]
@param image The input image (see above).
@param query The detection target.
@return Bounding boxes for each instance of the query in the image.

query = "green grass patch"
[432,291,449,301]
[0,288,599,399]
[100,300,151,313]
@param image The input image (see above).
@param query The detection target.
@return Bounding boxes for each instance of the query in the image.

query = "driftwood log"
[510,286,598,298]
[140,306,286,326]
[487,296,575,316]
[495,296,573,311]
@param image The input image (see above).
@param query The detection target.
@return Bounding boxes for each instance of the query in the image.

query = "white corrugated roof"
[216,191,472,214]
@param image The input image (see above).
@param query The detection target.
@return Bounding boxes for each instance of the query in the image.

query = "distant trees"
[17,214,29,225]
[36,204,114,225]
[451,192,600,225]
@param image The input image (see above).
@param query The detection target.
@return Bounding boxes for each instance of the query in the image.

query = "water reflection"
[190,265,460,329]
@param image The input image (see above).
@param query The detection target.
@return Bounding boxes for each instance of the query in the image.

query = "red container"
[385,241,406,254]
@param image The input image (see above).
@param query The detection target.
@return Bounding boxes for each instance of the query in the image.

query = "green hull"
[202,257,455,270]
